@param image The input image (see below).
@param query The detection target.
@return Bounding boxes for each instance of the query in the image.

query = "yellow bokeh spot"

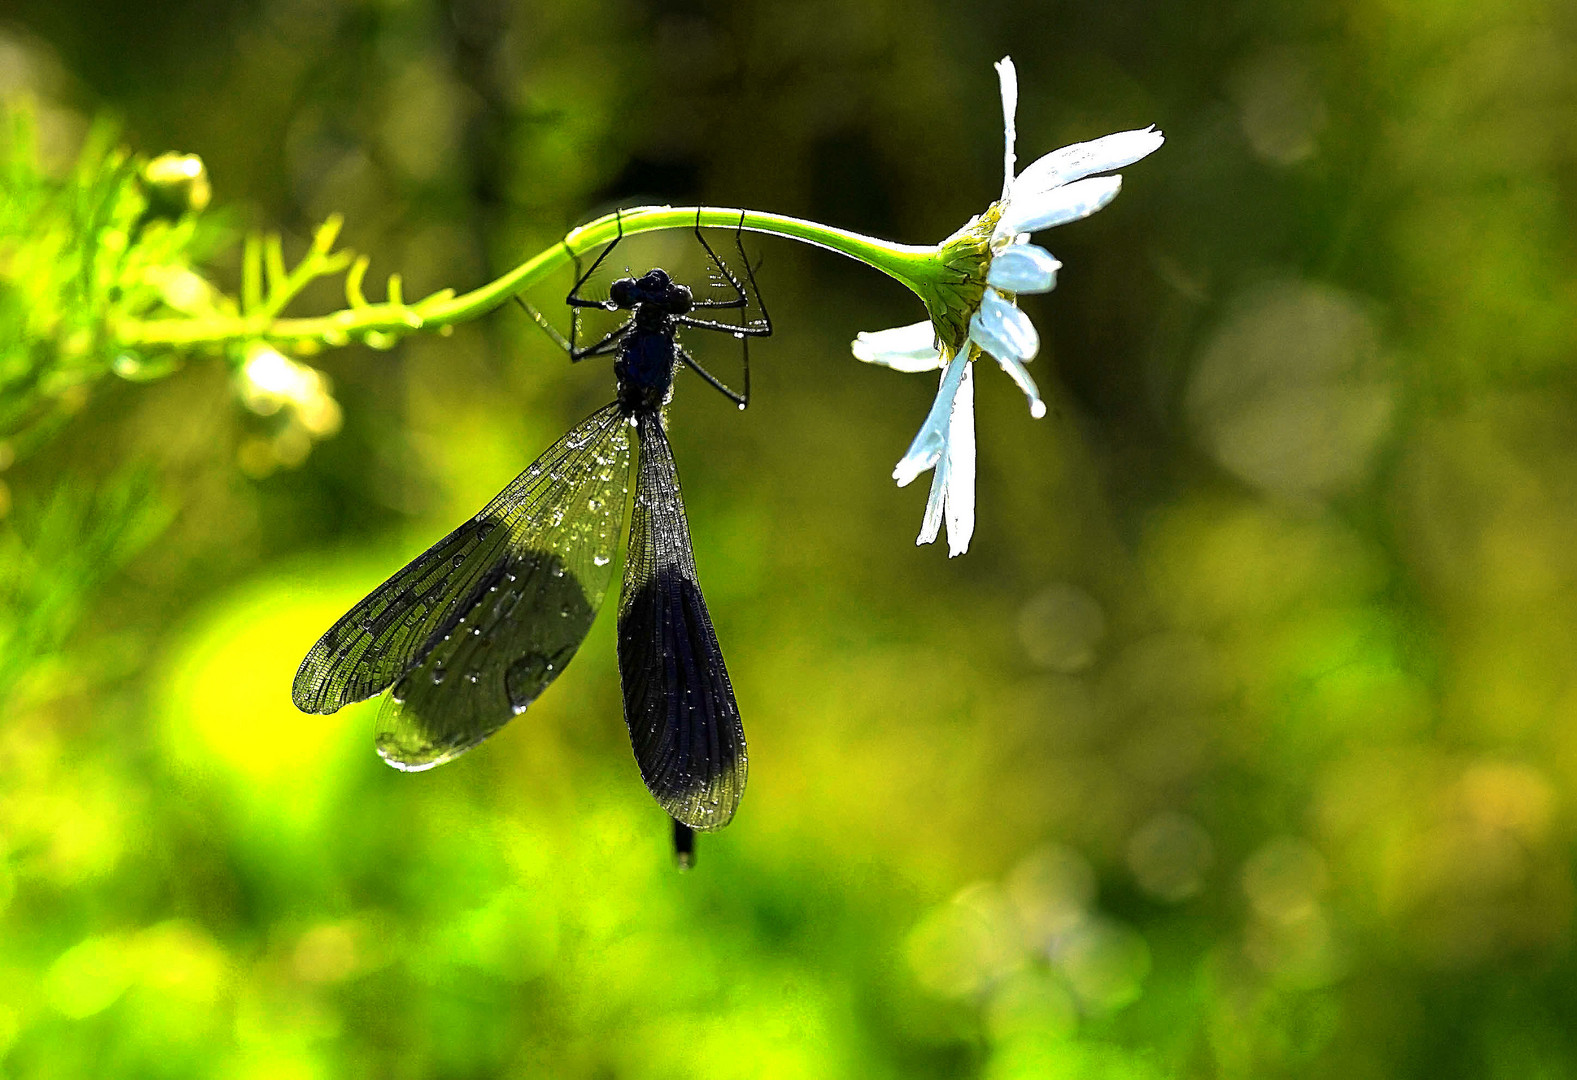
[161,573,373,799]
[136,920,228,1006]
[47,935,134,1019]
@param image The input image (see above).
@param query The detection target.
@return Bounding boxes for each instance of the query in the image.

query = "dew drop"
[505,652,551,713]
[593,554,611,567]
[430,663,447,684]
[391,676,411,704]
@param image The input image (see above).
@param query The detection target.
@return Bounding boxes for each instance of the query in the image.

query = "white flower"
[853,56,1163,556]
[235,342,343,473]
[238,343,341,437]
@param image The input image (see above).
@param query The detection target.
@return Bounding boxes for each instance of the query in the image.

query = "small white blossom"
[853,56,1162,555]
[239,345,340,434]
[236,342,343,472]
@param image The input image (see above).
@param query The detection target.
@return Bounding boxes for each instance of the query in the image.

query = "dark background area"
[3,0,1577,1076]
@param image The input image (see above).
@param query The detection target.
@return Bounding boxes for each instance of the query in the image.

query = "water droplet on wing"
[506,652,551,713]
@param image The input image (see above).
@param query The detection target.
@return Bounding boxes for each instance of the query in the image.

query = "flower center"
[912,203,1004,357]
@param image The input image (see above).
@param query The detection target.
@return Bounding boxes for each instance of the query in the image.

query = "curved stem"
[116,207,942,353]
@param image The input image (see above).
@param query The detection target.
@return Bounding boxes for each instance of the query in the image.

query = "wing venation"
[617,414,747,830]
[294,403,633,769]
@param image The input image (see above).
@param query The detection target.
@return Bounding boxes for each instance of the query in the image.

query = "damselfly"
[293,212,770,862]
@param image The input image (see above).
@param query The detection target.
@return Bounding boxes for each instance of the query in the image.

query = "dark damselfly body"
[294,212,770,867]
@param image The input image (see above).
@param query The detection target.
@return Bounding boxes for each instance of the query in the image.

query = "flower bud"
[138,153,212,221]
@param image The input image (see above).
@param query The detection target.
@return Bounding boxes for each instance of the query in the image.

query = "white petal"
[918,434,948,546]
[893,349,968,487]
[991,349,1048,418]
[1013,126,1165,196]
[986,244,1061,294]
[995,57,1018,200]
[969,288,1040,364]
[944,359,976,556]
[852,320,945,372]
[995,175,1123,241]
[918,359,977,551]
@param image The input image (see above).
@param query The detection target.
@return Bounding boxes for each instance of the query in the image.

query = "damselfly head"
[609,269,693,316]
[609,277,638,308]
[665,282,693,315]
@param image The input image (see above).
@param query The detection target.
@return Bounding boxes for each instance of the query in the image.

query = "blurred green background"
[4,0,1577,1076]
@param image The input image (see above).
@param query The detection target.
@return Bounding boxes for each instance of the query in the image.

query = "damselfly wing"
[294,214,768,849]
[619,412,746,830]
[293,405,632,770]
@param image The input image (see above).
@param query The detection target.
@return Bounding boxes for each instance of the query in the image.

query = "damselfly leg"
[562,210,634,361]
[671,210,773,408]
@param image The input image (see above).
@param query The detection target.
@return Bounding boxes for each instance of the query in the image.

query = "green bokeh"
[4,0,1577,1076]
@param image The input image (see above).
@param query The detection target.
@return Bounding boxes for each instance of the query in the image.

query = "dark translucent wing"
[293,403,632,769]
[617,413,746,830]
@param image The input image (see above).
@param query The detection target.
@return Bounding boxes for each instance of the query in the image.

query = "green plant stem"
[116,207,943,354]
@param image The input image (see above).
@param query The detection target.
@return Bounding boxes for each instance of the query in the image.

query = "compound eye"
[609,278,637,308]
[669,283,693,314]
